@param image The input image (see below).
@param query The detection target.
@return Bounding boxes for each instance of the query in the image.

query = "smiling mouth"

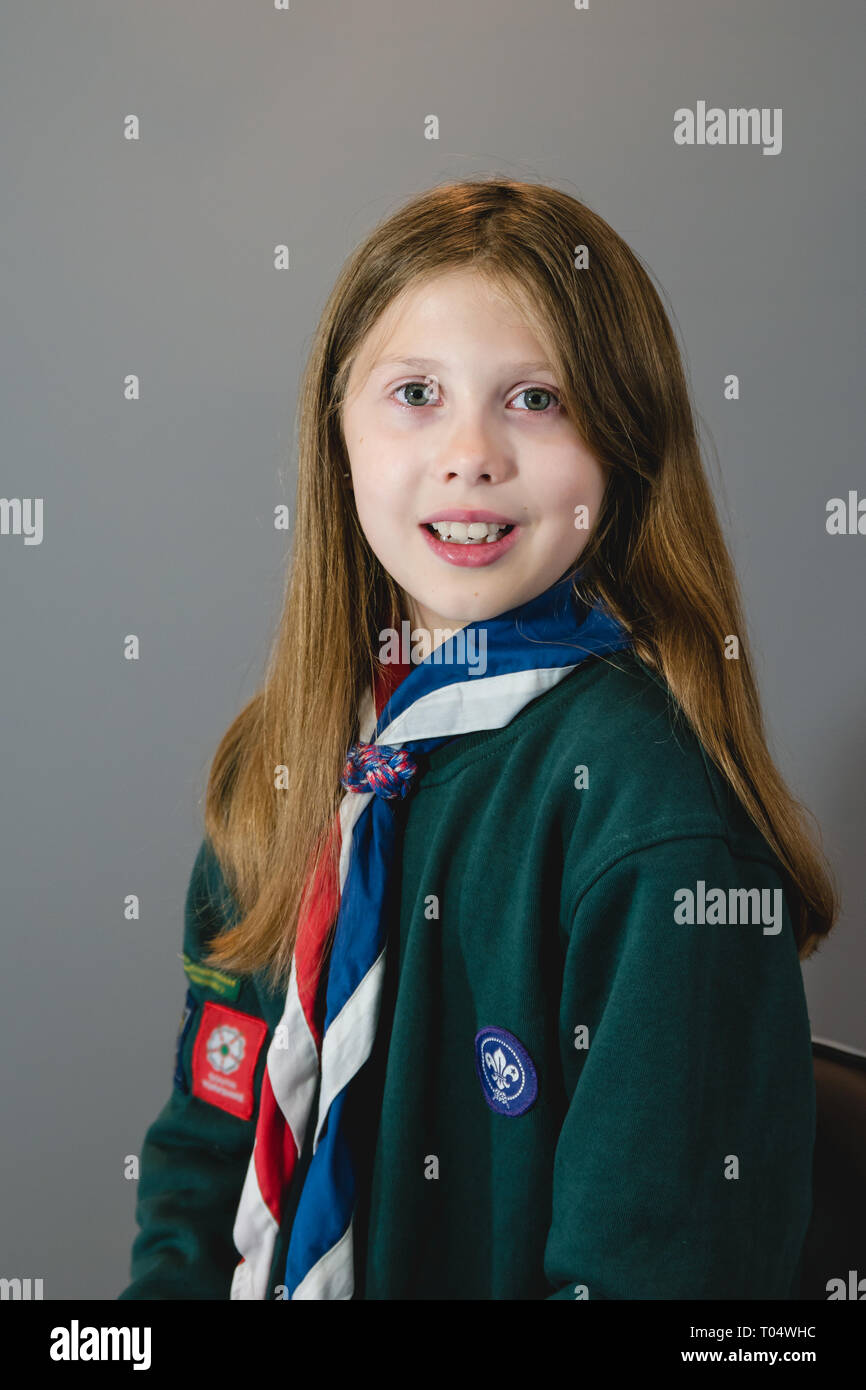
[422,522,516,544]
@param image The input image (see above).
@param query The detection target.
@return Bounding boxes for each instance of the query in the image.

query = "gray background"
[0,1,862,1298]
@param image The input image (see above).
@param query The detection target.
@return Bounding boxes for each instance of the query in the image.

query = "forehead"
[349,268,550,381]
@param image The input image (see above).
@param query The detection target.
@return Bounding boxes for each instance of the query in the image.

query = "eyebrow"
[370,355,555,374]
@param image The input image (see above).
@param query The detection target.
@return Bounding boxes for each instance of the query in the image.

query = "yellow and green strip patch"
[182,952,241,1001]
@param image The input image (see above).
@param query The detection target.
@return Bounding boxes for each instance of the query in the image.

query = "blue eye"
[393,380,440,407]
[510,387,562,413]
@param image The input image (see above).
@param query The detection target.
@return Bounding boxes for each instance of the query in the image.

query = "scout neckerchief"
[230,570,631,1299]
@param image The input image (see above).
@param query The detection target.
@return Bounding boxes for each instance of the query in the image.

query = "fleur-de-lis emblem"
[484,1046,519,1091]
[475,1026,538,1116]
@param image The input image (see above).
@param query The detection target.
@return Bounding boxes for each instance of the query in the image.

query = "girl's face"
[340,268,606,639]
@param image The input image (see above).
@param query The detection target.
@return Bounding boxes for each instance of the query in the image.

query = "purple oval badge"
[474,1025,538,1116]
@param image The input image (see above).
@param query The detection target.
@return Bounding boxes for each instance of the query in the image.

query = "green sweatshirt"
[119,650,815,1300]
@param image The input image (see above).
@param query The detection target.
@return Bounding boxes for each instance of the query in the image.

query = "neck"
[400,598,467,663]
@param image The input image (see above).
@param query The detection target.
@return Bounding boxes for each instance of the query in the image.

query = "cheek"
[355,458,416,533]
[355,463,403,517]
[352,465,405,546]
[541,461,605,521]
[350,429,402,485]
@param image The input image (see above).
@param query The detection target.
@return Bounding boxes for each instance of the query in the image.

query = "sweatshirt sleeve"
[544,833,815,1300]
[118,839,270,1300]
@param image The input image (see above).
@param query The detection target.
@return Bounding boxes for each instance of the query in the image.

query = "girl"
[120,178,839,1302]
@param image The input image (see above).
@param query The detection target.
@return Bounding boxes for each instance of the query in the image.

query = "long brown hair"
[202,177,839,992]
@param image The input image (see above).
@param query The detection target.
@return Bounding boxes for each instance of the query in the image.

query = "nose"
[436,412,510,485]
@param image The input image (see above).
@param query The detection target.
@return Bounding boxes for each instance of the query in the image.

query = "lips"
[418,509,517,525]
[419,521,522,568]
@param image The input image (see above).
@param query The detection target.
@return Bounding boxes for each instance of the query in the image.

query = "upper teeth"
[429,521,510,543]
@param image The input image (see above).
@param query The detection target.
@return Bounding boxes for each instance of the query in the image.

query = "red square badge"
[191,1000,268,1120]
